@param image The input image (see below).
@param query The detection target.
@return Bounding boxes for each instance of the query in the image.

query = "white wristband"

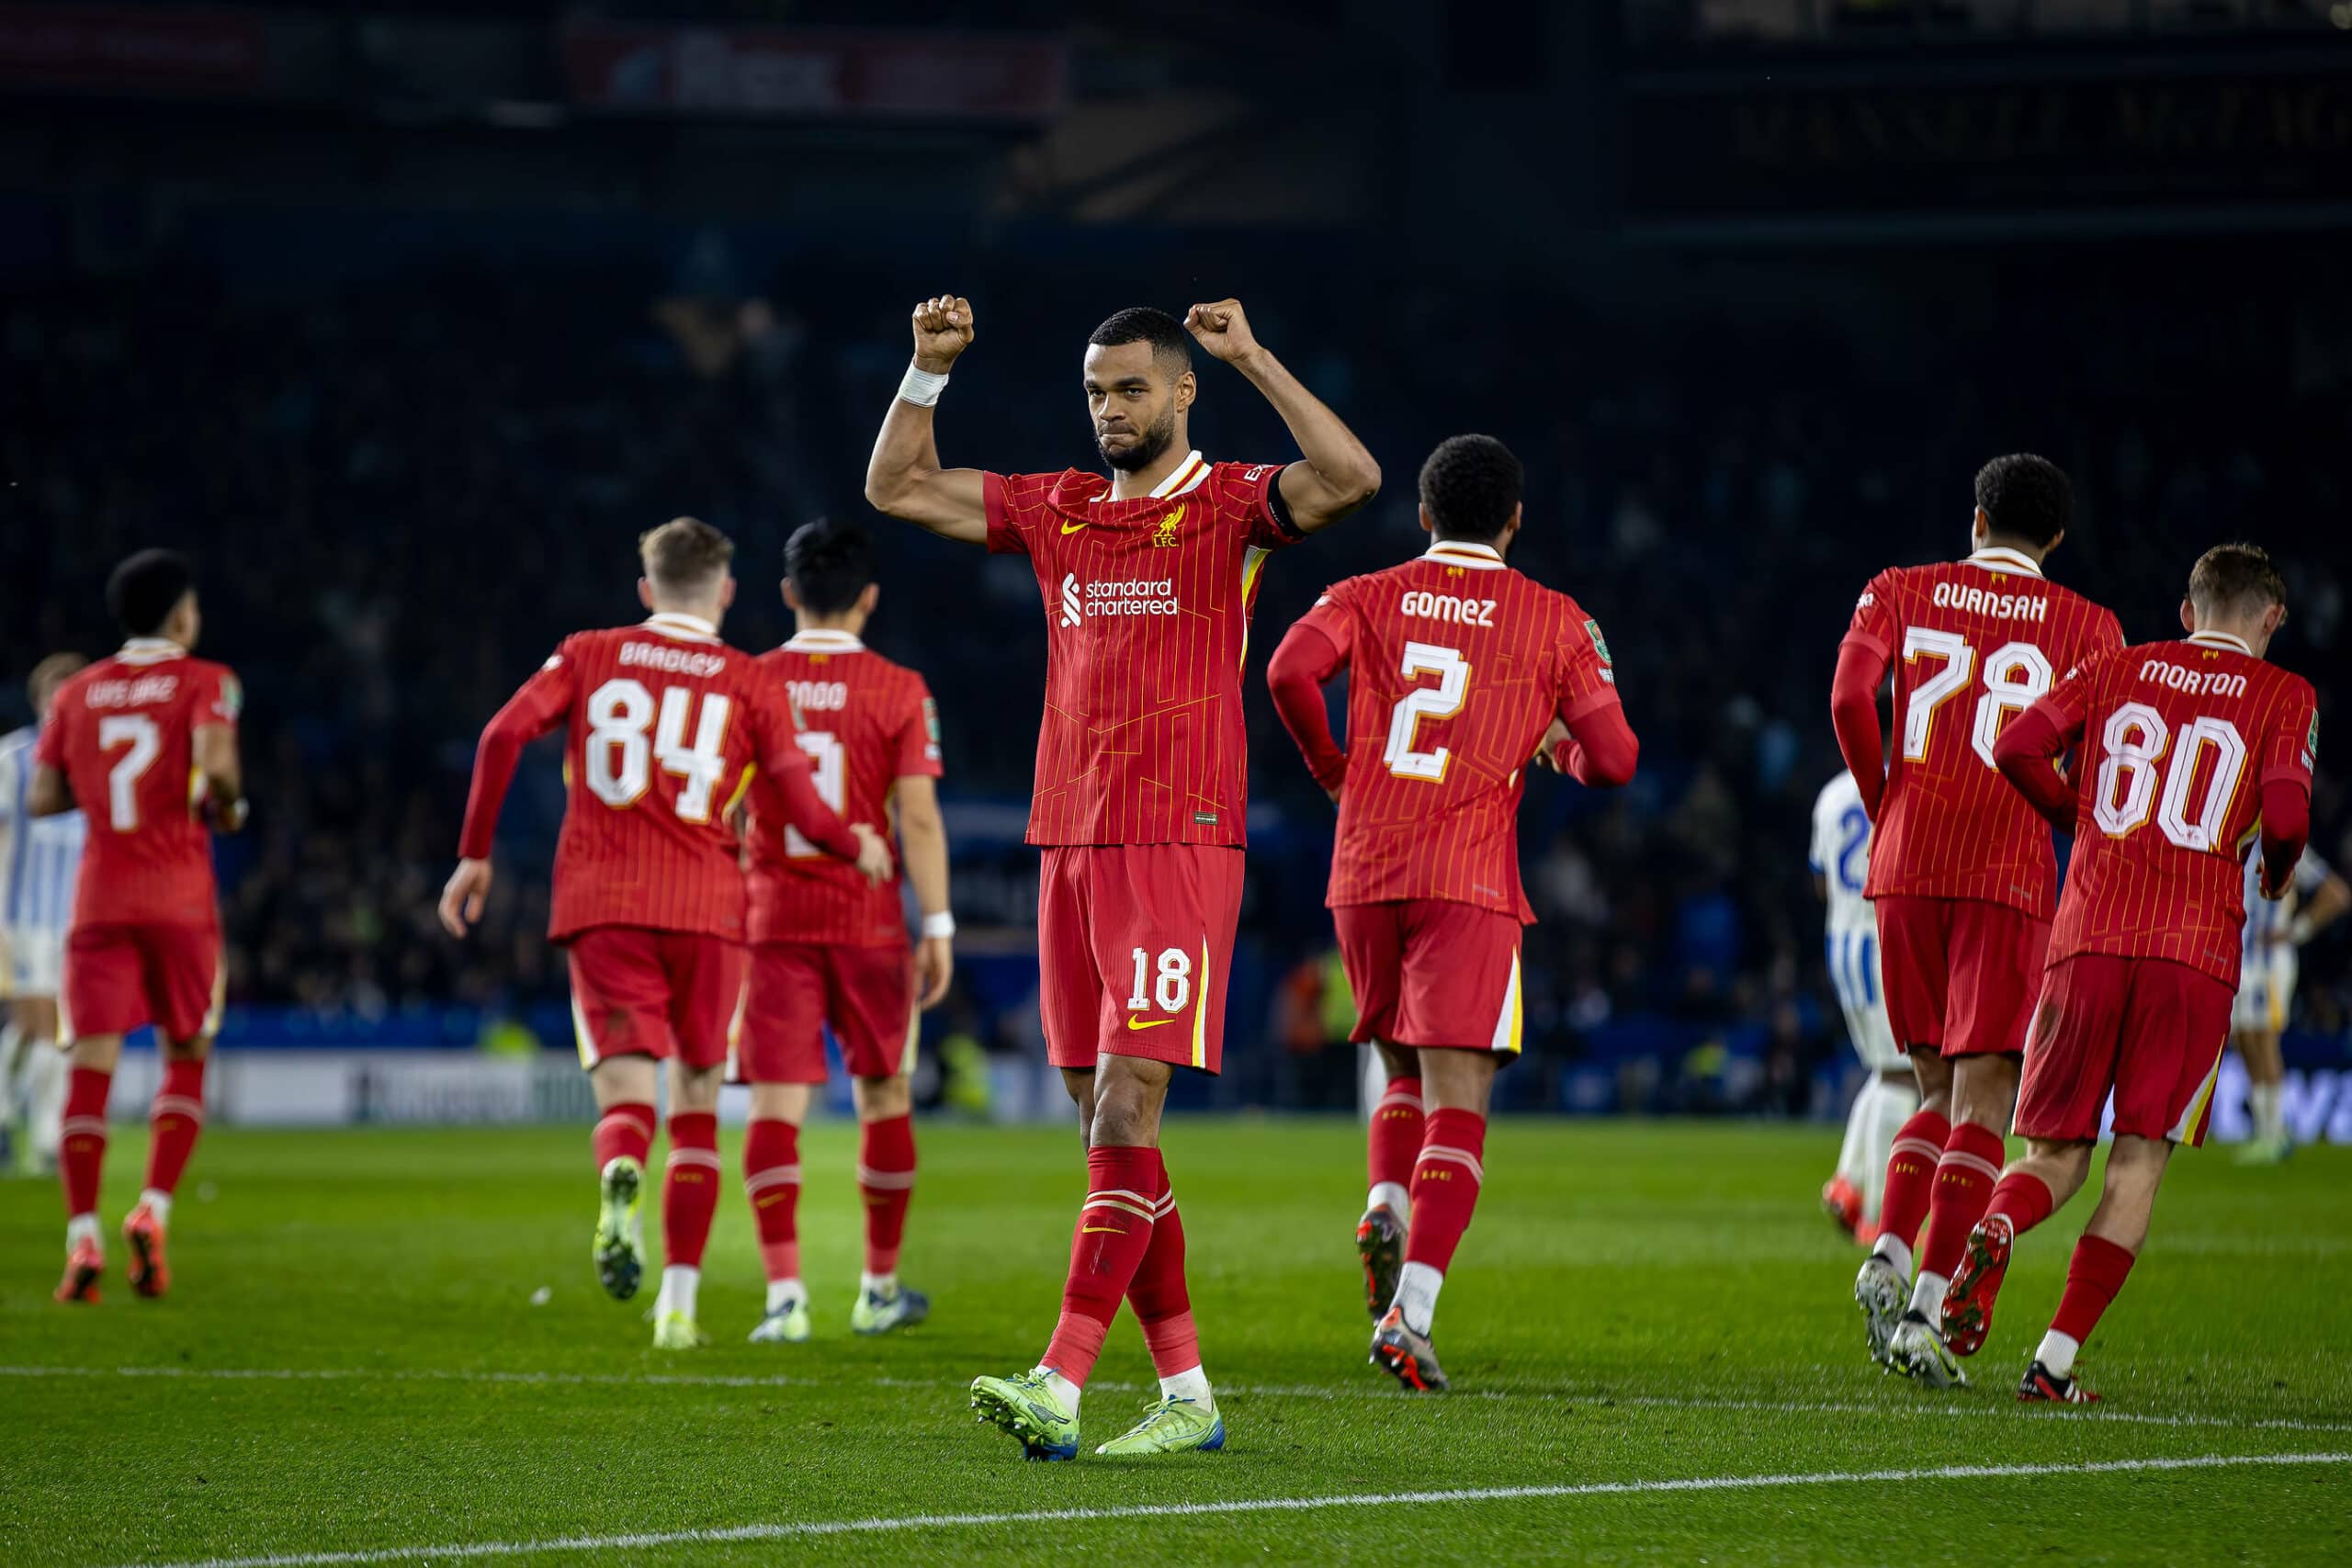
[899,363,949,407]
[922,911,956,940]
[2290,916,2314,946]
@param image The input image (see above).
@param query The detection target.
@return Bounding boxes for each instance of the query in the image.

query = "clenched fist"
[910,295,975,374]
[1184,299,1263,367]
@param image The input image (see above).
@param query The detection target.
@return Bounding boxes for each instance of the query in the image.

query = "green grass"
[3,1118,2346,1566]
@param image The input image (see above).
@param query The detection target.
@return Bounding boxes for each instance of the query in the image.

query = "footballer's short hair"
[1973,454,2072,548]
[1419,434,1523,544]
[785,517,876,616]
[107,549,195,638]
[639,516,735,595]
[28,652,86,716]
[1088,308,1192,378]
[2188,542,2287,618]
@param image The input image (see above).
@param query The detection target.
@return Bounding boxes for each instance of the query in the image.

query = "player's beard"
[1098,402,1178,472]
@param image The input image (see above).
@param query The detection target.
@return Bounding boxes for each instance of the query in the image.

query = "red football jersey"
[1844,547,2123,917]
[986,450,1300,845]
[35,639,239,930]
[746,631,943,948]
[1292,540,1622,920]
[2036,633,2319,986]
[457,614,812,943]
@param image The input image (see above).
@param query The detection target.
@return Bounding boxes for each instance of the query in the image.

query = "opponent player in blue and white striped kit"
[1809,767,1917,1243]
[0,654,89,1175]
[2229,843,2347,1165]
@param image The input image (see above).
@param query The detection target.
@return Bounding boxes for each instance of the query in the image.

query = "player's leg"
[1334,901,1414,1317]
[1825,1068,1871,1239]
[834,946,926,1335]
[648,934,742,1349]
[1860,897,1957,1303]
[569,930,667,1302]
[2019,1134,2170,1402]
[1939,1134,2093,1358]
[2233,1024,2288,1164]
[54,925,141,1303]
[739,942,825,1342]
[1373,1043,1500,1393]
[16,997,67,1174]
[1856,1067,1918,1235]
[119,928,224,1299]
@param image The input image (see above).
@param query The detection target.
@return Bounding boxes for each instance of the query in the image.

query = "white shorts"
[3,921,65,1000]
[2232,948,2296,1035]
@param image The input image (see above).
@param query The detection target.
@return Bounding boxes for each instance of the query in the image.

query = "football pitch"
[4,1118,2346,1566]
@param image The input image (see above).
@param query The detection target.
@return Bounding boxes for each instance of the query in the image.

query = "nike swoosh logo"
[1081,1225,1127,1235]
[1059,519,1090,535]
[1125,1015,1174,1031]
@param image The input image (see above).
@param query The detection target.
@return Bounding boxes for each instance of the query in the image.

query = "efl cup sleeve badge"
[215,674,244,722]
[1584,620,1613,666]
[2306,711,2321,772]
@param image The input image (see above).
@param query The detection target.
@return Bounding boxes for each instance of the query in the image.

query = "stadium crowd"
[5,242,2345,1100]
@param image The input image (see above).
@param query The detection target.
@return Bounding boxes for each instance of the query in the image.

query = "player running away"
[1830,455,2123,1385]
[736,518,954,1344]
[864,295,1378,1457]
[1,653,90,1178]
[29,551,245,1303]
[1809,757,1917,1247]
[1942,544,2320,1403]
[439,520,891,1349]
[1266,434,1638,1392]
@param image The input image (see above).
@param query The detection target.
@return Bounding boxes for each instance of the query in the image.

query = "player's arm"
[439,652,575,937]
[1184,299,1378,534]
[895,773,955,1008]
[1831,572,1902,819]
[1990,692,2085,829]
[863,296,988,546]
[193,721,245,832]
[27,762,73,818]
[1265,604,1351,802]
[754,729,894,884]
[1539,703,1639,788]
[2255,693,2320,901]
[2292,864,2349,944]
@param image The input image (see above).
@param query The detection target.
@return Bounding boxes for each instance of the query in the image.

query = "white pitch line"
[114,1451,2352,1568]
[7,1363,2351,1436]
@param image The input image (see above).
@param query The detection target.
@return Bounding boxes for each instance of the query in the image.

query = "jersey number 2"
[1385,642,1471,782]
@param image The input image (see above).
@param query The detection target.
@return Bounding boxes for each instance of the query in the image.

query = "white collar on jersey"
[118,637,187,664]
[641,613,720,643]
[1964,546,2045,579]
[2187,629,2254,655]
[1146,450,1211,500]
[783,629,865,652]
[1423,540,1508,570]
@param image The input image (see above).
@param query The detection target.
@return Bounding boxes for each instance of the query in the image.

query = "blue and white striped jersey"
[0,726,87,940]
[2242,844,2330,963]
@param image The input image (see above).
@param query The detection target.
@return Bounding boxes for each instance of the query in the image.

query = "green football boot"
[852,1283,931,1336]
[747,1298,812,1344]
[1094,1395,1226,1457]
[969,1370,1080,1461]
[593,1156,646,1302]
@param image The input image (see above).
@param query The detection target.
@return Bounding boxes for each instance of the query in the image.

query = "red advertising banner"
[561,25,1068,120]
[0,5,265,95]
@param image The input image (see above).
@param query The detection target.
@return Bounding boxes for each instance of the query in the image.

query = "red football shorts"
[1036,844,1243,1076]
[62,922,223,1044]
[735,942,918,1084]
[565,926,746,1071]
[1874,895,2051,1058]
[2015,953,2233,1147]
[1333,898,1523,1056]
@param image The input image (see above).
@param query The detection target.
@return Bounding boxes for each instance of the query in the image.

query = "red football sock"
[743,1117,802,1283]
[1368,1075,1424,1200]
[593,1101,656,1176]
[1920,1120,2007,1281]
[1402,1108,1487,1274]
[1041,1145,1160,1388]
[1877,1107,1951,1254]
[1126,1160,1199,1380]
[60,1066,111,1223]
[2050,1234,2136,1347]
[662,1111,721,1270]
[857,1112,917,1277]
[144,1057,209,1200]
[1985,1170,2055,1237]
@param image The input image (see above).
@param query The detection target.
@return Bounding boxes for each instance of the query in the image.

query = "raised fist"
[1184,299,1262,366]
[910,295,975,374]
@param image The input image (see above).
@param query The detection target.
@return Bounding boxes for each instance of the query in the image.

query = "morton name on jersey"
[34,639,240,931]
[1295,540,1621,920]
[457,614,829,944]
[746,631,943,948]
[986,450,1300,847]
[2037,633,2319,987]
[1844,547,2122,916]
